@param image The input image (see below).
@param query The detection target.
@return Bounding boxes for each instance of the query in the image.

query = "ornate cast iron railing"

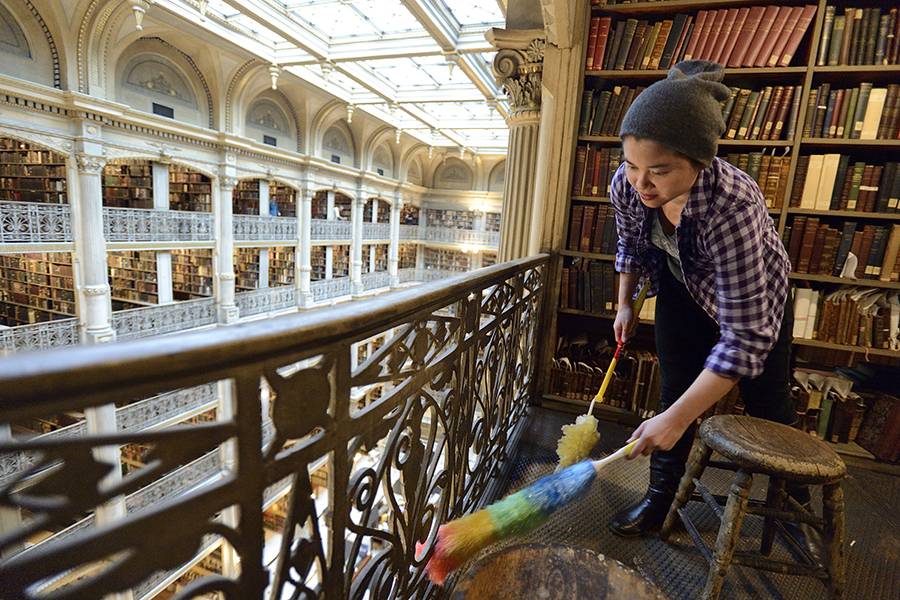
[103,207,214,243]
[311,218,352,242]
[0,201,72,243]
[0,317,79,354]
[398,224,421,241]
[112,297,217,341]
[310,276,352,302]
[361,271,391,291]
[235,286,296,317]
[421,227,500,247]
[362,222,390,241]
[233,215,297,242]
[0,255,548,599]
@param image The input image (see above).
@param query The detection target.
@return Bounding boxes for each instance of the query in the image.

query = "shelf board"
[578,135,620,143]
[560,249,616,261]
[789,273,900,290]
[812,65,900,74]
[572,195,611,203]
[718,139,793,147]
[559,307,656,324]
[585,67,805,79]
[592,0,809,15]
[787,209,900,221]
[801,138,900,148]
[793,338,899,358]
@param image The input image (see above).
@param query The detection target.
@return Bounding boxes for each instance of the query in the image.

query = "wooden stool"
[660,415,847,600]
[452,543,667,599]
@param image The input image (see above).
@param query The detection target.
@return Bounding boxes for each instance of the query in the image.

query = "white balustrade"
[398,224,422,241]
[235,285,295,317]
[310,276,351,302]
[0,318,79,354]
[112,298,216,341]
[361,271,391,291]
[422,227,499,247]
[233,215,297,241]
[0,201,72,243]
[362,221,391,241]
[311,218,352,241]
[103,207,214,242]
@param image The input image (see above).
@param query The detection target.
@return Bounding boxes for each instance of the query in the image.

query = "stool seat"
[700,415,847,484]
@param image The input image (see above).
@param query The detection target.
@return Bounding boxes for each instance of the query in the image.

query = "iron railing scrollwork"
[112,298,216,341]
[311,218,352,241]
[235,286,296,317]
[233,215,297,241]
[0,317,79,354]
[310,276,352,302]
[361,271,391,291]
[362,222,390,241]
[0,255,548,598]
[0,201,72,243]
[103,207,214,242]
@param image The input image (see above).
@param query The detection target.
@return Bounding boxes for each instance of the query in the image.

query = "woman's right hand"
[613,305,635,343]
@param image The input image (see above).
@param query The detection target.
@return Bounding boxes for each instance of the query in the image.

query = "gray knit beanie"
[619,60,731,166]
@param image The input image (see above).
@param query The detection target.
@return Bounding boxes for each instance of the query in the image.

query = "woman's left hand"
[626,409,691,458]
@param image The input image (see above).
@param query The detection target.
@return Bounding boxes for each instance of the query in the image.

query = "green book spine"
[589,91,612,136]
[830,155,851,209]
[817,394,834,439]
[738,91,761,140]
[827,16,845,65]
[876,14,890,64]
[818,5,836,66]
[842,87,859,139]
[852,83,873,139]
[847,162,866,210]
[750,86,774,139]
[614,19,639,70]
[578,91,594,137]
[863,8,881,64]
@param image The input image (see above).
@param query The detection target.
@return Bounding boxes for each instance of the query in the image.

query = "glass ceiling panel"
[439,1,504,27]
[285,0,424,39]
[360,56,472,91]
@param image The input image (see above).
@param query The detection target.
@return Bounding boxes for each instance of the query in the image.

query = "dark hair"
[621,135,707,171]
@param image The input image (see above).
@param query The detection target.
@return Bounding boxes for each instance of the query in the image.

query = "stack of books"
[560,258,618,315]
[803,83,900,139]
[578,85,647,137]
[790,155,899,213]
[817,6,900,66]
[721,85,802,141]
[571,147,623,197]
[793,286,899,350]
[567,204,617,254]
[721,151,791,209]
[786,219,900,280]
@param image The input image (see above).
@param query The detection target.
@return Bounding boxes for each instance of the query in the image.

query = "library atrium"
[0,1,897,599]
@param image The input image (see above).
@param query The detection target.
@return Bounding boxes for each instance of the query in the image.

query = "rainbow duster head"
[556,414,600,470]
[418,460,597,585]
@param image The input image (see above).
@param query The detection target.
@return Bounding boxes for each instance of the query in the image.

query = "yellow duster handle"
[586,283,650,416]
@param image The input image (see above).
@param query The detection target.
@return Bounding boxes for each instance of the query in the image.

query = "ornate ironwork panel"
[0,317,79,354]
[112,298,216,341]
[362,222,390,241]
[361,271,391,291]
[234,215,297,241]
[103,207,214,242]
[310,276,352,302]
[398,224,422,241]
[0,255,548,599]
[236,286,296,317]
[311,218,352,242]
[0,201,72,243]
[422,227,499,248]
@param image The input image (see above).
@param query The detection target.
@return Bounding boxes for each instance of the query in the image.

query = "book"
[648,19,673,70]
[710,8,739,65]
[640,22,662,69]
[769,5,804,68]
[624,20,649,71]
[880,224,900,282]
[800,154,825,209]
[779,4,818,67]
[852,82,873,139]
[699,9,727,61]
[730,5,765,67]
[604,21,626,71]
[755,5,791,68]
[586,17,601,70]
[593,17,613,70]
[614,19,639,70]
[860,87,887,140]
[659,13,688,69]
[827,15,846,65]
[682,10,707,61]
[816,154,841,211]
[833,221,857,276]
[817,5,836,66]
[720,7,749,67]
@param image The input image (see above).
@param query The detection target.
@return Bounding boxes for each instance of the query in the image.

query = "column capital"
[75,152,106,174]
[219,176,239,191]
[486,29,546,122]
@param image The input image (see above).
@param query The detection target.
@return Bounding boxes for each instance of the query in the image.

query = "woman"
[607,61,808,540]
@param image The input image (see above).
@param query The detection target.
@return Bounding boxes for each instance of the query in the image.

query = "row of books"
[793,286,899,350]
[549,335,660,417]
[0,164,66,177]
[560,259,618,315]
[567,204,617,255]
[0,253,75,325]
[793,370,865,444]
[0,144,63,165]
[423,247,470,271]
[786,219,900,281]
[425,209,475,230]
[803,83,900,140]
[721,151,790,209]
[791,155,900,213]
[722,85,801,141]
[817,6,900,66]
[586,5,816,72]
[577,85,646,137]
[571,146,623,198]
[0,189,66,204]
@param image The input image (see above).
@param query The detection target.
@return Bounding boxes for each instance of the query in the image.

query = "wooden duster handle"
[586,283,650,416]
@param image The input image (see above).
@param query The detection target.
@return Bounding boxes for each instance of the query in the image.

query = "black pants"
[649,265,803,500]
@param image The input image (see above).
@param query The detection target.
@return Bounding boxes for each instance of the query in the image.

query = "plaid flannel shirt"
[611,157,790,380]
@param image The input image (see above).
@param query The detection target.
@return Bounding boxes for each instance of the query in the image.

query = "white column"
[325,190,335,280]
[389,197,401,287]
[152,162,173,304]
[215,176,239,323]
[471,250,483,270]
[350,196,364,296]
[297,187,313,308]
[258,180,269,289]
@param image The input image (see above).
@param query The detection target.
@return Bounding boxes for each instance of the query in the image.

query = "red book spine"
[593,17,612,72]
[586,17,600,70]
[711,9,740,65]
[683,10,708,60]
[779,5,818,67]
[699,9,727,61]
[744,5,780,67]
[755,5,792,67]
[729,6,765,67]
[768,6,804,67]
[670,15,693,65]
[718,7,750,66]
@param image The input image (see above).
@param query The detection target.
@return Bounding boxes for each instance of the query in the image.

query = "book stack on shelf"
[567,203,617,256]
[333,245,350,278]
[364,200,390,223]
[373,244,388,271]
[361,245,371,273]
[483,251,497,267]
[169,165,211,212]
[722,151,791,209]
[0,252,75,325]
[0,138,67,204]
[10,411,82,436]
[171,249,213,299]
[334,194,352,220]
[425,208,474,230]
[399,244,417,269]
[560,258,618,315]
[311,246,326,280]
[269,183,296,218]
[312,191,328,219]
[401,204,420,225]
[572,147,622,198]
[586,4,817,73]
[263,496,289,532]
[234,248,261,290]
[816,6,900,67]
[721,84,801,141]
[233,179,260,215]
[791,155,899,213]
[578,86,647,138]
[269,247,295,286]
[424,247,470,272]
[102,162,153,209]
[787,218,900,282]
[485,212,501,232]
[108,251,158,307]
[804,83,900,140]
[792,286,899,351]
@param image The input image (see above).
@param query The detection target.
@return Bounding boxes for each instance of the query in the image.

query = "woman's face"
[621,136,702,209]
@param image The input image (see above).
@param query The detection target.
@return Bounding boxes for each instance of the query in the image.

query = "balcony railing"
[235,285,296,317]
[311,218,351,241]
[0,255,548,598]
[233,215,297,242]
[399,223,421,241]
[0,201,72,243]
[0,317,79,354]
[112,297,217,341]
[361,270,390,291]
[362,221,390,241]
[422,227,500,247]
[103,207,214,243]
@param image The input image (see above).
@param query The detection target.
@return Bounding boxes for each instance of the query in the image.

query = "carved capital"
[219,176,239,191]
[490,37,546,119]
[219,272,236,281]
[76,152,106,174]
[82,284,110,297]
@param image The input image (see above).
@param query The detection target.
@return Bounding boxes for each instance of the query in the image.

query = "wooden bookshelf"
[103,162,152,209]
[483,251,498,267]
[169,165,211,212]
[425,208,474,230]
[311,246,326,280]
[269,247,295,286]
[171,249,213,299]
[399,244,417,269]
[401,204,420,225]
[560,249,616,261]
[269,183,296,218]
[108,250,158,306]
[792,338,899,358]
[312,191,328,219]
[788,209,900,221]
[364,199,390,223]
[0,252,76,325]
[423,247,470,271]
[233,179,260,215]
[332,245,350,278]
[789,273,899,290]
[0,138,67,204]
[234,248,260,290]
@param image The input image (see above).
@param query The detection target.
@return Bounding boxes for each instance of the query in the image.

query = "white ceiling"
[204,0,510,153]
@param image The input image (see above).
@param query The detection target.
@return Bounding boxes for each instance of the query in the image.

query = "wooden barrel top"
[451,543,668,600]
[699,415,846,484]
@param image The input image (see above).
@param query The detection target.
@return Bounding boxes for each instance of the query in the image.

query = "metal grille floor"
[476,407,900,600]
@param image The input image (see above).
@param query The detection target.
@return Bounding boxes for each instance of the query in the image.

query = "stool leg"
[822,482,846,599]
[660,440,712,541]
[702,470,752,600]
[760,477,786,556]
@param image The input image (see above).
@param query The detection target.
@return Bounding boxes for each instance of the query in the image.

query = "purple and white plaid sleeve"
[610,164,643,275]
[703,177,788,380]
